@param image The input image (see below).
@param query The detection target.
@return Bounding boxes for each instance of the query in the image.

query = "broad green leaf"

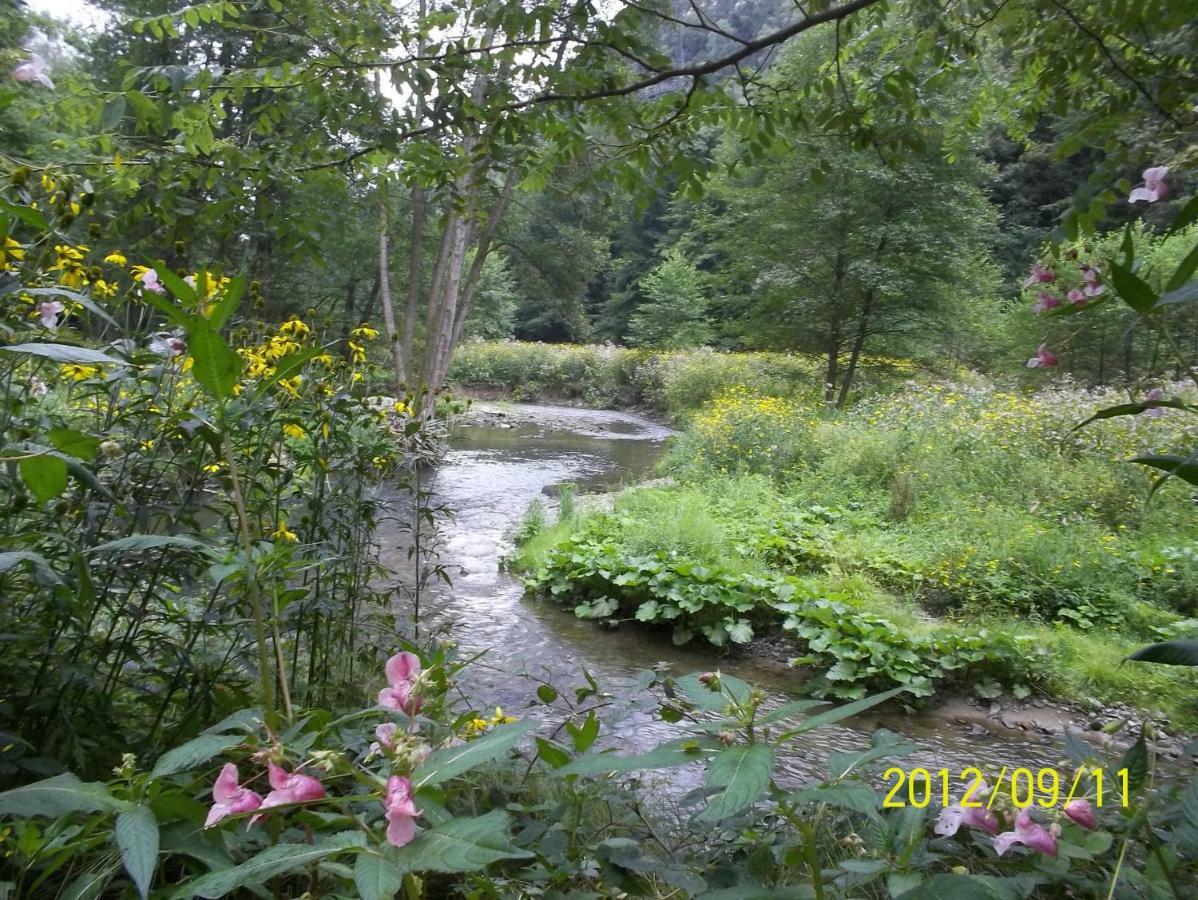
[391,811,533,873]
[412,720,537,788]
[1168,194,1198,235]
[47,428,100,461]
[154,265,197,304]
[1166,243,1198,293]
[116,805,158,899]
[0,342,127,366]
[173,832,364,899]
[0,198,50,230]
[0,773,127,817]
[675,672,751,711]
[354,851,403,900]
[138,290,190,328]
[699,743,774,821]
[793,782,880,818]
[1131,454,1198,488]
[185,321,242,400]
[1106,259,1158,315]
[61,869,116,900]
[86,534,210,557]
[0,550,62,585]
[776,687,904,742]
[253,347,327,391]
[1157,280,1198,306]
[699,889,814,900]
[1116,728,1149,794]
[1125,639,1198,666]
[1074,399,1188,429]
[99,95,126,129]
[757,699,827,725]
[894,874,1027,899]
[150,733,244,778]
[559,739,715,776]
[20,454,68,502]
[566,711,599,752]
[205,275,245,330]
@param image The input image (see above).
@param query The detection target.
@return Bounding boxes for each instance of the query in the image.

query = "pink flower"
[370,722,398,756]
[37,300,64,330]
[382,776,421,848]
[935,803,999,836]
[1023,264,1055,288]
[1063,798,1097,830]
[149,334,186,356]
[1066,289,1086,307]
[140,269,166,296]
[378,651,422,716]
[1081,266,1104,297]
[994,810,1059,857]
[204,763,263,828]
[1142,387,1166,418]
[258,762,326,812]
[11,52,54,89]
[1129,166,1169,204]
[1032,291,1061,314]
[1027,344,1057,368]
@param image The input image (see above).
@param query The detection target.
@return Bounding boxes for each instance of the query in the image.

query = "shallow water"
[377,402,1067,788]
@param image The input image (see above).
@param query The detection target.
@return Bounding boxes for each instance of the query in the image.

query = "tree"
[627,247,711,348]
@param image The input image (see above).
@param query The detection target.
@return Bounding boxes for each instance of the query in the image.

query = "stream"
[378,401,1066,789]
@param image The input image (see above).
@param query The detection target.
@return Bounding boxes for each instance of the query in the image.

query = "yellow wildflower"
[282,423,305,439]
[489,707,517,725]
[348,341,366,364]
[203,462,223,474]
[104,250,127,266]
[272,521,299,543]
[351,324,379,340]
[2,236,25,269]
[393,400,407,415]
[60,363,99,381]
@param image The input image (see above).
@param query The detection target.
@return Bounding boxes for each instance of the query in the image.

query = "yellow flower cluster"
[464,707,518,736]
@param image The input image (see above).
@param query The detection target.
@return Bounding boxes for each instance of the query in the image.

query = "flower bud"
[717,730,736,746]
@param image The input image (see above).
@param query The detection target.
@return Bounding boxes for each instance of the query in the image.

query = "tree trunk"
[377,200,406,386]
[340,276,358,354]
[836,288,872,409]
[399,182,425,389]
[824,247,846,403]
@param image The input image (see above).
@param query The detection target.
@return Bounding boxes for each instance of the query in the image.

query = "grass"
[508,374,1198,723]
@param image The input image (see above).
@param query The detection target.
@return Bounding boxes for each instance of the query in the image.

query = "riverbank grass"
[510,379,1198,725]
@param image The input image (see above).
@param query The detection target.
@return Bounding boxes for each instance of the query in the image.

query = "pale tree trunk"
[836,288,872,409]
[377,200,406,386]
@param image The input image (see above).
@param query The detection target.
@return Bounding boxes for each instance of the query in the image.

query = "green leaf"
[1106,259,1158,315]
[536,684,558,704]
[205,275,245,331]
[1131,454,1198,488]
[895,873,1025,899]
[86,534,210,557]
[776,687,904,742]
[150,733,244,778]
[99,95,127,130]
[0,198,50,230]
[1167,194,1198,235]
[1125,639,1198,666]
[0,773,127,817]
[1074,399,1187,429]
[391,811,533,873]
[116,805,158,900]
[566,711,599,752]
[354,851,403,900]
[699,889,814,900]
[559,739,715,776]
[61,868,116,900]
[0,550,62,585]
[699,743,774,821]
[1166,243,1198,294]
[412,720,537,788]
[534,737,570,769]
[185,321,242,400]
[1116,728,1149,794]
[47,428,100,461]
[20,454,68,502]
[174,832,364,899]
[1157,280,1198,306]
[793,783,880,819]
[253,347,325,391]
[154,265,197,304]
[0,342,128,366]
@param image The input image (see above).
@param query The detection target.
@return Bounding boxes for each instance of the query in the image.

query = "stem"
[223,431,277,729]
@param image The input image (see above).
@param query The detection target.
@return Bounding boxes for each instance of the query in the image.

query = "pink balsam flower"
[11,52,53,89]
[149,334,186,357]
[370,722,398,756]
[140,269,166,295]
[1027,344,1057,368]
[204,763,263,828]
[1129,166,1168,204]
[935,803,999,836]
[378,651,422,715]
[1066,288,1087,307]
[1063,798,1097,830]
[37,300,64,330]
[1023,264,1055,288]
[383,775,421,848]
[1142,387,1166,418]
[1081,265,1105,297]
[994,810,1059,857]
[258,762,326,811]
[1032,291,1061,314]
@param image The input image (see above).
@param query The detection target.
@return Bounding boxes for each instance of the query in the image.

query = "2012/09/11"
[881,766,1131,809]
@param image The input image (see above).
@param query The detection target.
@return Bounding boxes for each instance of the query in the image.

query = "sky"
[26,0,108,28]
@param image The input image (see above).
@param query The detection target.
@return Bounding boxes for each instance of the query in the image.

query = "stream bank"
[376,401,1194,778]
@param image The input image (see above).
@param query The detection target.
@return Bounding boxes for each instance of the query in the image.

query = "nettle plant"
[1023,164,1198,670]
